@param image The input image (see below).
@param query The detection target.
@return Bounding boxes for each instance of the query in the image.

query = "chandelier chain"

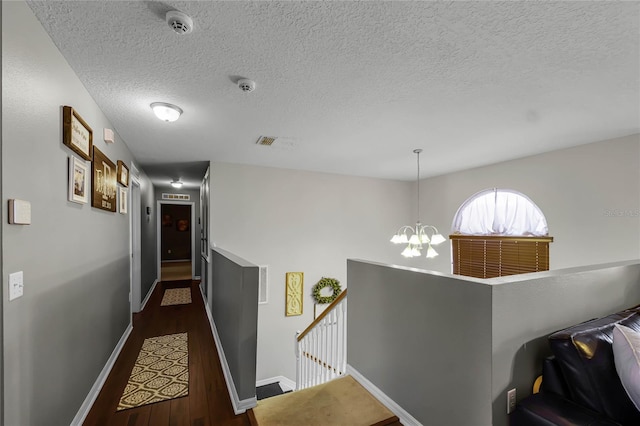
[390,148,444,259]
[416,150,420,222]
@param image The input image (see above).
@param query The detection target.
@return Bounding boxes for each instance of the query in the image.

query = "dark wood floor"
[83,280,251,426]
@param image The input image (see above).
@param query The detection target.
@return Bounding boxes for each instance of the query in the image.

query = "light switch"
[9,271,24,301]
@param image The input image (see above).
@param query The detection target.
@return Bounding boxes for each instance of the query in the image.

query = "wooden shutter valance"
[450,235,553,279]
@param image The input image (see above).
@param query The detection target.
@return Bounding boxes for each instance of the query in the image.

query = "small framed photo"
[92,147,117,212]
[63,106,93,161]
[117,160,129,187]
[68,156,89,204]
[119,187,128,214]
[176,219,189,232]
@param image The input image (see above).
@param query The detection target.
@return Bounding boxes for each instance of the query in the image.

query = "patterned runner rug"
[117,333,189,411]
[161,288,192,306]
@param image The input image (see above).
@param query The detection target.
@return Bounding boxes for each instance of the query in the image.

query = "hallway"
[83,280,251,426]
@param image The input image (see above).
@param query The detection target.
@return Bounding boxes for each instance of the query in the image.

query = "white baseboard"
[200,286,257,414]
[140,279,159,311]
[347,364,422,426]
[71,324,133,426]
[256,375,296,392]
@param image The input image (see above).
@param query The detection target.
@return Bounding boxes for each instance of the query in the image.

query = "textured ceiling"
[27,1,640,185]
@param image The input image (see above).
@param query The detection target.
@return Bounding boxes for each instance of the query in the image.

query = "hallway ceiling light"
[150,102,183,122]
[390,149,446,259]
[171,180,183,188]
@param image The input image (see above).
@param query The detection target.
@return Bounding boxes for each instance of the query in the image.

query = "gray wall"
[2,2,138,424]
[347,259,494,426]
[139,172,157,302]
[347,258,640,426]
[211,247,258,401]
[156,187,201,277]
[491,260,640,426]
[0,0,4,418]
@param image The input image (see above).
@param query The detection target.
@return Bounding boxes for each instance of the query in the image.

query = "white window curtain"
[452,188,548,236]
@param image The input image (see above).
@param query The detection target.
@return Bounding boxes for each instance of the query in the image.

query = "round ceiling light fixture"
[150,102,183,122]
[171,179,183,188]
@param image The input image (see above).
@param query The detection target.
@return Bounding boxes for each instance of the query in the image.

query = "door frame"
[157,200,196,281]
[129,172,142,314]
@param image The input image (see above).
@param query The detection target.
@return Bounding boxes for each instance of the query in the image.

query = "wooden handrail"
[297,289,348,342]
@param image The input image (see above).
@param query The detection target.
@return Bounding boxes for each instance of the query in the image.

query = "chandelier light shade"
[390,149,446,259]
[150,102,183,122]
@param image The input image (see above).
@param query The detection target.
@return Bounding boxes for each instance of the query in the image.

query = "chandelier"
[390,149,446,258]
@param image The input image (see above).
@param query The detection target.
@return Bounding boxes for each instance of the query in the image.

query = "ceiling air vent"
[166,11,194,35]
[256,136,277,146]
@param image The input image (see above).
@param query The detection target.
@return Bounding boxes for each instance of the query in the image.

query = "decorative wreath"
[312,277,342,304]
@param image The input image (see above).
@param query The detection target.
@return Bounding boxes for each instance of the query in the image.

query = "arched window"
[450,188,553,278]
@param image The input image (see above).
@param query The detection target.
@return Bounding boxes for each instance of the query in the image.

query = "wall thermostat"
[8,199,31,225]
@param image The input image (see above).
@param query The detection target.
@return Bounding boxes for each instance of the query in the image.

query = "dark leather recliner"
[511,306,640,425]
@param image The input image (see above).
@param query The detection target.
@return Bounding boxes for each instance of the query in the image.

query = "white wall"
[415,134,640,273]
[210,162,411,381]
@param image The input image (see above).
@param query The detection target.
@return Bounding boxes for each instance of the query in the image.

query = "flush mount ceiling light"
[171,179,183,188]
[150,102,183,122]
[390,149,446,259]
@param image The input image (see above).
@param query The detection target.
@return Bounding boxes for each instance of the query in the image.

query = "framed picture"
[68,156,89,204]
[176,219,189,232]
[91,147,117,212]
[119,187,128,214]
[117,160,129,187]
[162,214,173,227]
[63,106,93,161]
[285,272,303,316]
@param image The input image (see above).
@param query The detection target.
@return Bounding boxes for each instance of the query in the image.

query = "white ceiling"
[27,1,640,186]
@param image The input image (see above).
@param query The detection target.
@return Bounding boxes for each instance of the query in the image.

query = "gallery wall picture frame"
[119,187,128,214]
[63,106,93,161]
[176,219,189,232]
[91,147,117,212]
[117,160,129,187]
[68,156,89,204]
[285,272,304,316]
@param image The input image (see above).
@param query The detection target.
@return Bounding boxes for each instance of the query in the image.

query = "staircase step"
[249,375,400,426]
[256,382,285,400]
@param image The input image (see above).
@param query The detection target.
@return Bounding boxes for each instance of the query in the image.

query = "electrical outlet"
[9,271,24,301]
[507,388,517,414]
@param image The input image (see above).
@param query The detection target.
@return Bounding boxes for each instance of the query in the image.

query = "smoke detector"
[166,11,193,35]
[238,79,256,93]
